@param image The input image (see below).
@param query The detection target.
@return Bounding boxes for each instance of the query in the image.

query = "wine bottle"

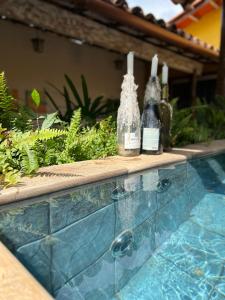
[117,52,141,157]
[160,63,172,151]
[141,55,162,155]
[141,77,162,154]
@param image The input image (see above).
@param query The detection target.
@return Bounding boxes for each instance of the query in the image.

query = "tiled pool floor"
[115,192,225,300]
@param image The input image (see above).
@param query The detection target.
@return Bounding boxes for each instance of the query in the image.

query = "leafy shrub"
[0,72,36,131]
[0,72,117,188]
[0,125,65,187]
[45,74,119,123]
[0,73,66,187]
[37,110,117,166]
[171,97,225,146]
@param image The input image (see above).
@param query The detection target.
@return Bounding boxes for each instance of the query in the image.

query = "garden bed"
[1,139,225,205]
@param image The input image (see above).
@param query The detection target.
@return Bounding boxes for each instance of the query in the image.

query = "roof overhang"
[169,0,222,28]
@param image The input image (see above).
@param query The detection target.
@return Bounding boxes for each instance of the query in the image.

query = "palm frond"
[65,74,83,107]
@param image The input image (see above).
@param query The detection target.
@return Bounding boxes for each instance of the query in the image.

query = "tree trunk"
[216,1,225,96]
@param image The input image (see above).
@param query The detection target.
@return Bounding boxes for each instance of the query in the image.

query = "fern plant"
[0,74,67,187]
[0,72,16,128]
[59,109,81,163]
[0,127,66,187]
[58,110,117,162]
[36,109,117,166]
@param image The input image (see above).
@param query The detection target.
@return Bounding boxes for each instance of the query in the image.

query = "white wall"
[0,20,147,113]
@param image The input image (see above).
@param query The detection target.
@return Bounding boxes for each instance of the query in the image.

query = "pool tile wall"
[1,153,225,299]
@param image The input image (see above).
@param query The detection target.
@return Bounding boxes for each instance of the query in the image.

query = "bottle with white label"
[117,52,141,157]
[141,77,163,155]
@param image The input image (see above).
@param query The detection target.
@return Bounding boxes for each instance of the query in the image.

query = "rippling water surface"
[117,192,225,300]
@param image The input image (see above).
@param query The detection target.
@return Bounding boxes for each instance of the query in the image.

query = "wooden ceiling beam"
[0,0,203,74]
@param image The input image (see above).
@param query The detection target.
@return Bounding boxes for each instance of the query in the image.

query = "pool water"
[0,153,225,299]
[116,192,225,300]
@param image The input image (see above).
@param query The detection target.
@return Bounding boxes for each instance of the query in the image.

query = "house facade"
[169,0,222,48]
[0,0,220,112]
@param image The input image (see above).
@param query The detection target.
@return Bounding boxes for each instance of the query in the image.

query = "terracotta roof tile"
[131,6,145,18]
[114,0,129,10]
[145,13,157,23]
[101,0,219,52]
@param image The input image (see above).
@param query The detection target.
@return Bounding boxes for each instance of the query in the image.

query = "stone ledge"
[0,242,53,300]
[1,139,225,205]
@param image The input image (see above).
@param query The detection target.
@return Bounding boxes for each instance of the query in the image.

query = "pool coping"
[1,139,225,206]
[0,241,53,300]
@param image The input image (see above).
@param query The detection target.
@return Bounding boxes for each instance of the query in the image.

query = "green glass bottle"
[160,82,172,152]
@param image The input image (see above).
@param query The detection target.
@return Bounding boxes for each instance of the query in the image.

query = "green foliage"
[31,89,41,107]
[63,113,117,162]
[0,73,63,132]
[0,72,67,187]
[38,110,117,166]
[40,112,63,130]
[0,126,66,187]
[171,97,225,146]
[0,71,117,188]
[45,74,119,123]
[0,71,16,128]
[0,72,117,188]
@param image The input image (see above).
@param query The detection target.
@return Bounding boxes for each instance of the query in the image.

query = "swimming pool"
[0,153,225,299]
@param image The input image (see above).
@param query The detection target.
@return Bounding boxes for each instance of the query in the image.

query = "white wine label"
[124,132,140,149]
[143,128,159,150]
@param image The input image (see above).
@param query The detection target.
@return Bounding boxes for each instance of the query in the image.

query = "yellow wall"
[185,7,222,48]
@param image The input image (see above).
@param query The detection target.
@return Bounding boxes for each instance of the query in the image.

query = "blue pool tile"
[0,201,49,250]
[51,203,115,291]
[190,193,225,236]
[207,156,225,184]
[187,161,207,208]
[115,188,157,234]
[156,220,225,285]
[155,189,191,248]
[115,216,156,291]
[50,180,116,233]
[158,162,187,179]
[55,251,115,300]
[16,237,52,292]
[157,173,188,210]
[118,254,213,300]
[157,163,187,210]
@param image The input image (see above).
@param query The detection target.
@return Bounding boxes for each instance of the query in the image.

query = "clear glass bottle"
[117,74,141,156]
[160,83,173,151]
[141,77,163,155]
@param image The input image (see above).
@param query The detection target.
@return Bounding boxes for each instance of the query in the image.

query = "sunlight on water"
[117,191,225,300]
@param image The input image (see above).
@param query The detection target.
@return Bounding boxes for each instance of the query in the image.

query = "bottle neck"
[145,77,161,105]
[162,84,169,102]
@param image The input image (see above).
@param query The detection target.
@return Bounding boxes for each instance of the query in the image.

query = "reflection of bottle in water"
[142,169,159,192]
[124,175,141,192]
[116,175,141,231]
